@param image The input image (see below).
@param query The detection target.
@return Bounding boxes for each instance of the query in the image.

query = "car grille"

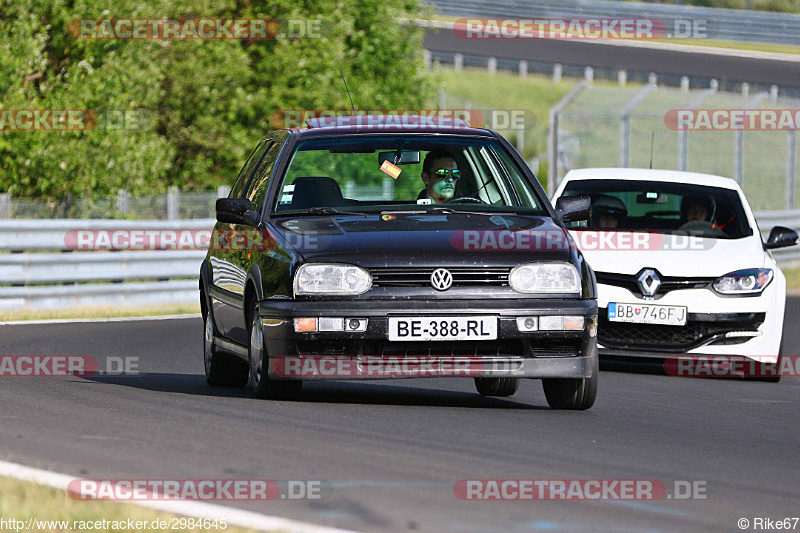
[370,267,510,287]
[597,311,765,352]
[595,271,714,299]
[295,339,581,358]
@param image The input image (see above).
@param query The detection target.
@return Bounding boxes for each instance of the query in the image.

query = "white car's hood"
[569,231,766,277]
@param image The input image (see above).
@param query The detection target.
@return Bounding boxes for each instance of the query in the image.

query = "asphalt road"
[1,298,798,532]
[424,28,800,89]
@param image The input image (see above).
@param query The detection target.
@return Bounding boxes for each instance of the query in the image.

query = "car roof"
[562,168,741,190]
[287,114,493,137]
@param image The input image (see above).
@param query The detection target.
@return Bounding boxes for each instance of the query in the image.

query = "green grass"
[0,303,200,322]
[0,475,261,532]
[784,267,800,293]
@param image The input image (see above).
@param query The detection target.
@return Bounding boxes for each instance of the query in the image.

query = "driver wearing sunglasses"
[418,149,461,204]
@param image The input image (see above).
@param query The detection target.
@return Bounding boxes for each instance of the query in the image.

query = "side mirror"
[555,195,591,223]
[764,226,799,250]
[216,198,259,226]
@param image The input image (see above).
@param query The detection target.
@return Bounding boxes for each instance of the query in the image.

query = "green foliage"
[0,0,434,198]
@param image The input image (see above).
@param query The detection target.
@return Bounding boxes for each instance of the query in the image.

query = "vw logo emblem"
[637,268,662,297]
[430,268,453,291]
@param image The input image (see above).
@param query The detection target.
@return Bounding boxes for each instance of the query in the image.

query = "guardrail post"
[553,64,562,83]
[547,80,588,197]
[217,185,231,198]
[453,53,463,72]
[0,193,10,219]
[584,67,594,84]
[167,186,180,220]
[519,60,527,79]
[487,57,497,75]
[617,70,627,86]
[423,49,432,69]
[788,130,797,210]
[770,85,780,103]
[681,76,690,93]
[382,178,394,200]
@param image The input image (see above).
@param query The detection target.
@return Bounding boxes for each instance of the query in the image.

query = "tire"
[248,303,302,399]
[474,377,519,397]
[542,350,598,410]
[204,311,248,387]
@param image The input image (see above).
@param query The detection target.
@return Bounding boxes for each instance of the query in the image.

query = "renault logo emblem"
[431,268,453,291]
[637,268,661,297]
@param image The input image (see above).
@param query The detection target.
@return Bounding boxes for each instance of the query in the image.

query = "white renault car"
[552,168,798,374]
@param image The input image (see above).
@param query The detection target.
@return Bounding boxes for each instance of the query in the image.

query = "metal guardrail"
[427,0,800,45]
[0,214,797,311]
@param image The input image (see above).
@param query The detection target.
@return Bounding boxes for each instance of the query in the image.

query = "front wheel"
[248,304,302,399]
[204,312,248,387]
[542,352,598,410]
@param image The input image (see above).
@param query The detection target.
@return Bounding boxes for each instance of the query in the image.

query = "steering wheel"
[445,196,487,205]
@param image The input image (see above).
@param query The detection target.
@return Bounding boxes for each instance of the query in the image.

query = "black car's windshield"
[561,179,753,239]
[272,136,548,215]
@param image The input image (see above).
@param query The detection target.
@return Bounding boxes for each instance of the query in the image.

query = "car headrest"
[290,177,344,209]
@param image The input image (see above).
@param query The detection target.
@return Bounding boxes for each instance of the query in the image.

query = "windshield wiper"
[274,207,370,218]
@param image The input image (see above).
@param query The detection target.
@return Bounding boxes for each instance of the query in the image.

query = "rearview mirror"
[764,226,799,250]
[378,150,421,166]
[216,198,259,226]
[555,195,591,223]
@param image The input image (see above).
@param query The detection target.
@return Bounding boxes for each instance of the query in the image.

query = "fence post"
[0,193,9,219]
[788,130,797,210]
[734,92,769,186]
[548,80,588,197]
[423,49,432,69]
[438,88,446,109]
[679,84,718,171]
[620,83,658,168]
[116,189,129,216]
[167,186,180,220]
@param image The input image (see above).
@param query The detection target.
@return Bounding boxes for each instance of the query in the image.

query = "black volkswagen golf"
[200,115,598,409]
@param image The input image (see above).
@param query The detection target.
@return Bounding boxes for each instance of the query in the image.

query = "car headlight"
[509,263,581,294]
[294,263,372,295]
[712,268,773,295]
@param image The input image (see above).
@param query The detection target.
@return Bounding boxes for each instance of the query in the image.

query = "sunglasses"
[433,169,462,181]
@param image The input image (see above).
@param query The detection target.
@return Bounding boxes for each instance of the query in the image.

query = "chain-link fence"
[0,187,230,220]
[552,83,799,211]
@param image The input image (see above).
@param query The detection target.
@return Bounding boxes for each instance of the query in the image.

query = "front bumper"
[257,298,598,380]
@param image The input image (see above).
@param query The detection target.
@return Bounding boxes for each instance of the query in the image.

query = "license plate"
[608,302,687,326]
[388,316,497,341]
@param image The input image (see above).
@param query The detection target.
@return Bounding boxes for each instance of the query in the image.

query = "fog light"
[293,317,317,333]
[318,317,344,332]
[516,317,538,332]
[539,316,564,330]
[564,316,585,331]
[346,318,368,332]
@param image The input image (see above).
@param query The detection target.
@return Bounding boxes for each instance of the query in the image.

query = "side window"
[229,141,270,198]
[247,138,285,213]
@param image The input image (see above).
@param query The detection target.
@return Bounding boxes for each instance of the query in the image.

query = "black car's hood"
[268,212,574,267]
